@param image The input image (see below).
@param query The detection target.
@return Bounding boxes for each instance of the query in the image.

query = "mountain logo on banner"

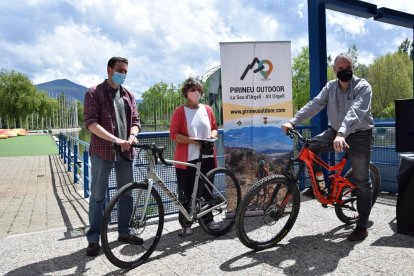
[240,57,273,80]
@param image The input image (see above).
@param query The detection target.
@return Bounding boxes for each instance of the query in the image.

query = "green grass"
[0,135,58,157]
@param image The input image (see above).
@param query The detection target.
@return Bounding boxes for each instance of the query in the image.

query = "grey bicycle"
[101,139,241,269]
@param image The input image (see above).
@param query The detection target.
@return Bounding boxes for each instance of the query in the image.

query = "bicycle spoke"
[235,175,300,250]
[101,182,164,269]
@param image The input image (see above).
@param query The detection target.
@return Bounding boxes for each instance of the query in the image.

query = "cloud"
[326,11,368,37]
[297,3,305,18]
[0,0,413,99]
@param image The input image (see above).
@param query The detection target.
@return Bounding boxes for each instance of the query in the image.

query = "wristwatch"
[337,132,345,137]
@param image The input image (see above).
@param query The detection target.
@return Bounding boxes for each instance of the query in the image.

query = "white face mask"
[187,91,200,102]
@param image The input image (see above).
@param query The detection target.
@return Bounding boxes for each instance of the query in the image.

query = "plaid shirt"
[84,80,140,161]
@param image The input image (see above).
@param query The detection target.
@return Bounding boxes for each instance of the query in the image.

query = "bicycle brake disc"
[263,206,281,226]
[130,216,146,235]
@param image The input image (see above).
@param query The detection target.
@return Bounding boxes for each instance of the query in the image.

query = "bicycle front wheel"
[335,162,381,225]
[101,182,164,269]
[198,168,241,236]
[235,175,300,250]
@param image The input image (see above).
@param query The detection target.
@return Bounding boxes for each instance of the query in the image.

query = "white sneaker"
[178,227,193,237]
[207,221,220,230]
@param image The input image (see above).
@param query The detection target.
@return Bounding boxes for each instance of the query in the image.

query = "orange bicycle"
[235,128,381,250]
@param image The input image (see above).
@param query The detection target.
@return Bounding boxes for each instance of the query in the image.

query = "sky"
[0,0,413,99]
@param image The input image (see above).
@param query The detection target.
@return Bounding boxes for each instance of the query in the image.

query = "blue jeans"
[310,128,373,228]
[86,153,134,243]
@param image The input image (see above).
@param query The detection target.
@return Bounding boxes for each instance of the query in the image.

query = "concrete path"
[0,155,413,275]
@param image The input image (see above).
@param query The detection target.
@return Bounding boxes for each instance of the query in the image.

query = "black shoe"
[301,187,315,199]
[118,234,144,245]
[86,242,100,256]
[347,226,368,241]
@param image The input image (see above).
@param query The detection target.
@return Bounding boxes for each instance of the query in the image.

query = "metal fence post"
[74,144,78,183]
[83,150,90,198]
[58,134,62,157]
[67,140,72,172]
[63,136,67,164]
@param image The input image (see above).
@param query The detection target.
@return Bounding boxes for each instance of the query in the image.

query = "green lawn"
[0,135,58,157]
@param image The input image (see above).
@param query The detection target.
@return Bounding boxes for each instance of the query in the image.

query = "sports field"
[0,135,58,157]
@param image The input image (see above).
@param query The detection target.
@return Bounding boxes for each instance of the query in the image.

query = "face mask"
[336,69,353,82]
[187,91,200,102]
[112,72,127,86]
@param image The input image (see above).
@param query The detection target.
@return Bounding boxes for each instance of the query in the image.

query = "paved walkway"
[0,155,414,275]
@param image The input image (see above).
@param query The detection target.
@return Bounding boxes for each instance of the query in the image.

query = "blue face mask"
[112,72,126,86]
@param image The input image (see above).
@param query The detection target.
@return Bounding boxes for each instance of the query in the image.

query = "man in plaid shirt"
[83,57,141,256]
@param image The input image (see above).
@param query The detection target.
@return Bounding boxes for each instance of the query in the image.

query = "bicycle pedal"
[321,203,328,208]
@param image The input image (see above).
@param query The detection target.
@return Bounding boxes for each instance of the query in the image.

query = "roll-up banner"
[220,41,293,188]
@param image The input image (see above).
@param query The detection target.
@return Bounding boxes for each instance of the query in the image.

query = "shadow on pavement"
[4,224,234,275]
[49,155,88,239]
[371,217,414,248]
[219,224,359,275]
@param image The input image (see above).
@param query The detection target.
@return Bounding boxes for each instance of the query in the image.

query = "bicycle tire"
[335,162,381,225]
[198,168,241,236]
[235,174,300,250]
[101,182,164,269]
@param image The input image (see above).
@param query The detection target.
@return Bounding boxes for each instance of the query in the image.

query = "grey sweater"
[290,76,374,137]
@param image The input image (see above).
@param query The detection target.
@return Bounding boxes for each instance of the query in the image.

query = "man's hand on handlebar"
[113,137,132,152]
[127,134,138,146]
[281,122,294,134]
[114,134,138,152]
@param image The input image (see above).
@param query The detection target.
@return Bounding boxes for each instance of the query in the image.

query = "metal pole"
[67,140,72,172]
[74,144,78,183]
[83,150,90,198]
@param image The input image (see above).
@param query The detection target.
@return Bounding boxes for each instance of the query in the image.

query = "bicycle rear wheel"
[198,168,241,236]
[235,175,300,250]
[101,182,164,269]
[335,162,381,225]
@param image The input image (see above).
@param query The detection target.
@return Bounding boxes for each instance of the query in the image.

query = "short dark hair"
[107,57,128,68]
[181,77,204,98]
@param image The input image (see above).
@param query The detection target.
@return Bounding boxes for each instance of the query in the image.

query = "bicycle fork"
[129,179,155,228]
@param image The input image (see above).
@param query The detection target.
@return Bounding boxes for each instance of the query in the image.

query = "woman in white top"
[170,77,218,235]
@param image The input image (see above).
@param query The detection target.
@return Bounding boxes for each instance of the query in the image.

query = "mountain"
[36,79,88,102]
[224,126,293,153]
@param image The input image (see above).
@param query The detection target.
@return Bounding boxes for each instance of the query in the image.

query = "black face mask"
[336,69,353,82]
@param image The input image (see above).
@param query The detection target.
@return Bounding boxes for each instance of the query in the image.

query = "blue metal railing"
[59,133,91,198]
[58,123,405,202]
[58,130,225,215]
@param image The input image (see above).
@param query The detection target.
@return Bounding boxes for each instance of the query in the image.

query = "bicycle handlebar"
[286,128,308,143]
[286,128,342,153]
[131,143,173,166]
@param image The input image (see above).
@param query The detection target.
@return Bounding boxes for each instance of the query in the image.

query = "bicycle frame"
[133,146,228,228]
[286,130,356,206]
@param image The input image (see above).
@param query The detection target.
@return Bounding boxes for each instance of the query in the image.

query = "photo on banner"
[220,41,293,188]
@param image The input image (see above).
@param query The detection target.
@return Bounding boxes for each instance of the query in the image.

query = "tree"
[291,46,337,112]
[0,69,39,128]
[367,52,413,117]
[292,46,310,112]
[77,101,84,127]
[327,54,336,81]
[398,38,414,61]
[347,45,359,67]
[140,82,183,126]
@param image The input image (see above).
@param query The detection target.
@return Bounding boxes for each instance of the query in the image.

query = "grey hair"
[333,53,353,70]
